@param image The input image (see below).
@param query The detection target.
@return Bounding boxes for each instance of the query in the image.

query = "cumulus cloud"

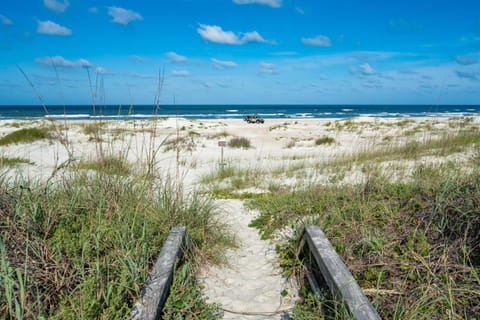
[107,7,143,25]
[232,0,282,8]
[1,14,13,25]
[43,0,70,13]
[166,52,188,62]
[211,58,238,69]
[301,35,331,47]
[37,20,72,36]
[259,62,278,74]
[198,24,240,44]
[197,24,272,45]
[35,56,92,68]
[456,70,478,80]
[455,55,478,65]
[171,70,190,77]
[89,7,99,14]
[242,31,267,43]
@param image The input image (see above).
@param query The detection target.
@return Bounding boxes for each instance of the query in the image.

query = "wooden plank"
[131,226,187,320]
[303,225,381,320]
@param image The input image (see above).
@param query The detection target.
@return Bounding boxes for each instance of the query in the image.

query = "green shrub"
[315,136,335,146]
[228,137,251,149]
[0,127,51,145]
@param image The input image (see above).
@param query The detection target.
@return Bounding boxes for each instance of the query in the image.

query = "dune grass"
[0,127,52,146]
[75,155,131,176]
[246,162,480,319]
[0,117,233,320]
[197,122,480,319]
[0,156,31,167]
[228,137,251,149]
[315,136,335,146]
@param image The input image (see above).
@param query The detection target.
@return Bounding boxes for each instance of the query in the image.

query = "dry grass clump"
[228,136,251,149]
[315,136,335,146]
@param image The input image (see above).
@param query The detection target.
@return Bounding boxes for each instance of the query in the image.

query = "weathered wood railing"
[302,225,381,320]
[131,226,187,320]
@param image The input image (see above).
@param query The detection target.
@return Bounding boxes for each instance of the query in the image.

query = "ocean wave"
[45,114,90,119]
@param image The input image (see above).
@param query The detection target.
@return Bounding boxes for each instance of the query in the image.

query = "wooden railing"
[302,225,381,320]
[131,226,187,320]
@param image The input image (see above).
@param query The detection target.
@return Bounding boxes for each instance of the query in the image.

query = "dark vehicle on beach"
[243,114,265,124]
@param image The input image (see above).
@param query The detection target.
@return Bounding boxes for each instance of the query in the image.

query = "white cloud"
[43,0,70,13]
[35,56,92,68]
[0,15,13,25]
[232,0,282,8]
[198,24,240,44]
[242,31,266,43]
[37,20,72,36]
[107,7,143,25]
[197,24,271,45]
[89,7,99,14]
[301,35,332,47]
[166,52,188,62]
[211,58,238,69]
[259,62,278,74]
[360,63,376,75]
[171,70,190,77]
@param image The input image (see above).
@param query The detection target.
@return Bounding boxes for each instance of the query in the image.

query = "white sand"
[198,199,297,319]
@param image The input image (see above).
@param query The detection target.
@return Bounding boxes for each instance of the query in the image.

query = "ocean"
[0,104,479,120]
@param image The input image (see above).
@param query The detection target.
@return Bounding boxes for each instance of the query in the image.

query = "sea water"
[0,104,479,120]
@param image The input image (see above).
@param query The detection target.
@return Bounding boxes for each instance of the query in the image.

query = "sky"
[0,0,479,105]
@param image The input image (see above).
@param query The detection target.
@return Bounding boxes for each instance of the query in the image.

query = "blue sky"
[0,0,479,105]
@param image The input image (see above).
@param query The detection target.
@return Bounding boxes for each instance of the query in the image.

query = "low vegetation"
[0,127,52,146]
[228,136,251,149]
[0,168,232,319]
[247,163,480,319]
[75,155,131,176]
[0,157,31,167]
[315,136,335,146]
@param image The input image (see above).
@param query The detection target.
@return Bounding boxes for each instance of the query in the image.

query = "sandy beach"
[1,116,477,186]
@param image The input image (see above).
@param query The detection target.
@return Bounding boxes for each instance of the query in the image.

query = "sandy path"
[198,199,297,320]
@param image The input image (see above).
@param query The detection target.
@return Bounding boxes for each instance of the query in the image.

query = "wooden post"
[218,140,226,169]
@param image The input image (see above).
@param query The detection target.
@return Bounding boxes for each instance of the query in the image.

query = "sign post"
[218,140,226,169]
